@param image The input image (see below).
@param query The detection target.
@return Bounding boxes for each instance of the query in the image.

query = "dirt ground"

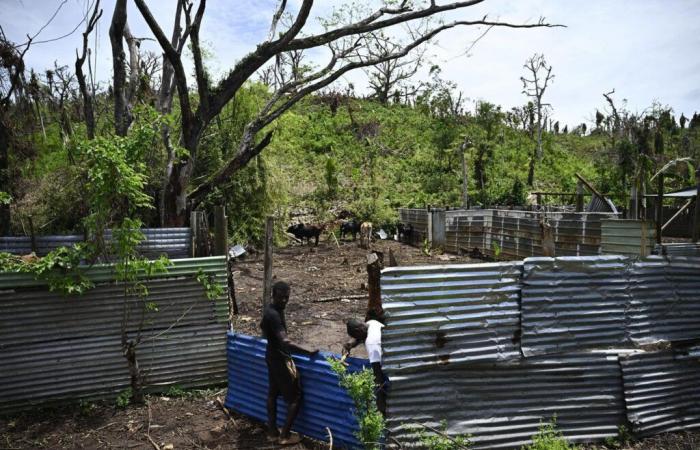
[231,237,474,356]
[2,391,699,450]
[3,237,700,449]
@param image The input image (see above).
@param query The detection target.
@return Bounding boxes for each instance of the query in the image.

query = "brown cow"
[359,222,372,249]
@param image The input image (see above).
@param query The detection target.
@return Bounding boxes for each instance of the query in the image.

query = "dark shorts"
[266,354,302,403]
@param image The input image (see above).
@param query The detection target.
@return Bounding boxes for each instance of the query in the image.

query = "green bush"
[328,358,385,449]
[522,419,578,450]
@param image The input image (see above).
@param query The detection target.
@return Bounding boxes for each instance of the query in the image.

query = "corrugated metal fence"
[0,227,192,259]
[225,333,368,449]
[399,208,619,259]
[0,256,228,414]
[381,256,700,448]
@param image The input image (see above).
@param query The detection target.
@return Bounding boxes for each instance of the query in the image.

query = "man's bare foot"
[277,432,302,445]
[266,426,280,442]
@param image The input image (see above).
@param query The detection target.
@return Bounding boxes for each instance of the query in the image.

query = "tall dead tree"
[521,53,554,186]
[133,0,561,226]
[0,28,31,235]
[76,0,102,140]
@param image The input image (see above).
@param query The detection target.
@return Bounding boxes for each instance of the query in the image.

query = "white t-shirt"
[365,320,384,364]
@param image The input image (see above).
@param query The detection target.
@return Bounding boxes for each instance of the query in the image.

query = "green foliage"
[164,384,188,398]
[416,421,472,450]
[0,191,11,205]
[115,388,132,408]
[522,419,578,450]
[0,245,93,294]
[604,425,633,448]
[78,399,97,416]
[328,358,385,449]
[195,268,224,300]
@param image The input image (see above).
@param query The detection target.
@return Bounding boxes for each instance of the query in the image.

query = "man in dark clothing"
[260,281,318,445]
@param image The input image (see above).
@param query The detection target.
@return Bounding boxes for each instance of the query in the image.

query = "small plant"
[415,420,472,450]
[78,399,96,416]
[328,357,385,449]
[604,425,633,448]
[422,238,432,256]
[522,418,578,450]
[491,241,502,259]
[196,268,225,300]
[165,384,187,398]
[116,388,132,408]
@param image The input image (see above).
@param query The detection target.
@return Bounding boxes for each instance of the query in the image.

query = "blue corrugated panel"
[224,332,368,449]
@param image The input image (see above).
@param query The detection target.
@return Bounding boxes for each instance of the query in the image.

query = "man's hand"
[342,342,353,355]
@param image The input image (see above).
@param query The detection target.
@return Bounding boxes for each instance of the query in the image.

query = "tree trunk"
[110,0,130,137]
[124,341,144,404]
[0,119,10,235]
[161,160,193,226]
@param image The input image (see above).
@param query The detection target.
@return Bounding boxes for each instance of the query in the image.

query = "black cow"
[287,223,324,246]
[397,223,413,243]
[339,220,361,241]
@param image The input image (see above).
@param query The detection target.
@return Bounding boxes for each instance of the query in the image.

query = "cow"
[286,223,324,246]
[339,220,361,241]
[359,222,372,249]
[397,223,413,243]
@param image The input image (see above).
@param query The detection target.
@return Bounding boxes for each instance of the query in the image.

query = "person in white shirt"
[342,318,387,415]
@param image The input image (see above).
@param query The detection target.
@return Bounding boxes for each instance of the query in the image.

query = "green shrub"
[328,358,385,449]
[522,418,578,450]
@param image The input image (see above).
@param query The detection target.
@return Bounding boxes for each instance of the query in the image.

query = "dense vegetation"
[5,76,699,246]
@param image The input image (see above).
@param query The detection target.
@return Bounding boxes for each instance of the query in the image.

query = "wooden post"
[693,168,700,242]
[213,206,228,256]
[28,215,37,254]
[262,216,274,309]
[656,174,664,245]
[190,211,198,257]
[575,181,584,212]
[536,193,542,208]
[461,149,469,209]
[366,252,383,321]
[628,185,638,220]
[227,256,238,321]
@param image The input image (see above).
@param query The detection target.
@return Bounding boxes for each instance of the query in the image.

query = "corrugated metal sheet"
[380,262,522,371]
[0,228,192,259]
[600,220,655,257]
[443,210,617,260]
[521,255,700,356]
[225,333,367,449]
[521,255,631,357]
[0,324,227,413]
[620,351,700,436]
[655,243,700,256]
[628,256,700,345]
[399,209,429,246]
[0,256,229,413]
[387,353,626,449]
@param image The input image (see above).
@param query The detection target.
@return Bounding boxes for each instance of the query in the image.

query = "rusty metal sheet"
[381,262,522,371]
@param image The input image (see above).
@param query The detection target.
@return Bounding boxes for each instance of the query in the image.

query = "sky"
[2,0,699,127]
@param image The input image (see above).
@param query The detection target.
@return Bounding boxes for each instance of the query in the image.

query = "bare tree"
[521,53,554,186]
[133,0,561,225]
[76,0,102,140]
[0,27,32,234]
[364,30,425,104]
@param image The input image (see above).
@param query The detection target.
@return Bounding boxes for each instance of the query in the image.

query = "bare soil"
[231,238,474,356]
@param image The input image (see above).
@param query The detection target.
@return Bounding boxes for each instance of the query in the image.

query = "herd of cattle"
[286,219,413,246]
